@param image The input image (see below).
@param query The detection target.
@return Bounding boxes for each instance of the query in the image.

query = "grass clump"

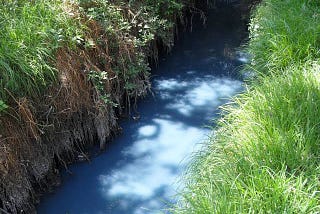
[173,0,320,213]
[175,64,320,213]
[0,0,83,107]
[248,0,320,72]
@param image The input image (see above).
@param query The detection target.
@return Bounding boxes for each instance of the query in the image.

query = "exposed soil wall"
[0,26,137,214]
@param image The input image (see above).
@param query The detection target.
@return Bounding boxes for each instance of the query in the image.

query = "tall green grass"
[173,0,320,213]
[0,0,83,108]
[248,0,320,72]
[174,63,320,213]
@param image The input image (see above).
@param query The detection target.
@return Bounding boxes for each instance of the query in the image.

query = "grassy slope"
[174,0,320,213]
[0,0,185,112]
[0,0,82,109]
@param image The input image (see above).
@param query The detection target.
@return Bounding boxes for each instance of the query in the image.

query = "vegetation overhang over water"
[173,0,320,213]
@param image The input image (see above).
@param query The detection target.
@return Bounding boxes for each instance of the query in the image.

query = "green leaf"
[0,100,8,112]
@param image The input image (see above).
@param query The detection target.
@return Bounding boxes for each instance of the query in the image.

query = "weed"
[0,0,184,114]
[0,0,83,110]
[247,0,320,73]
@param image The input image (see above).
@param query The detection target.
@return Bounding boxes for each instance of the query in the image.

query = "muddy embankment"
[0,1,255,213]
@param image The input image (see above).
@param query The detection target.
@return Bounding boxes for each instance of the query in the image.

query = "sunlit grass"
[174,63,320,213]
[0,0,83,105]
[247,0,320,73]
[173,0,320,213]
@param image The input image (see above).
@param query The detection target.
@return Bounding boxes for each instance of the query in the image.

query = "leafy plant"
[0,100,8,113]
[88,70,118,107]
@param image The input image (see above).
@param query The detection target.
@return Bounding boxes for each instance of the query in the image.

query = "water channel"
[38,5,247,214]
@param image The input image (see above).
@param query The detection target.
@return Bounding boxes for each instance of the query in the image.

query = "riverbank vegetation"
[174,0,320,213]
[0,0,188,212]
[0,0,186,112]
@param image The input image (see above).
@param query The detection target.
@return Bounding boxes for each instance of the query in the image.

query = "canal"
[38,5,247,214]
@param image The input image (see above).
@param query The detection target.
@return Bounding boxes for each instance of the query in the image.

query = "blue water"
[38,7,247,214]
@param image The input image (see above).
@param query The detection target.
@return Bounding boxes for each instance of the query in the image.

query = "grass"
[0,0,186,112]
[247,0,320,73]
[173,0,320,213]
[0,0,83,106]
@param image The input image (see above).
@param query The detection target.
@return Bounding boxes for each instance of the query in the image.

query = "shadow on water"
[38,5,248,214]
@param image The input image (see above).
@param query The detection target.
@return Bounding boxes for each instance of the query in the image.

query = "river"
[37,5,247,214]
